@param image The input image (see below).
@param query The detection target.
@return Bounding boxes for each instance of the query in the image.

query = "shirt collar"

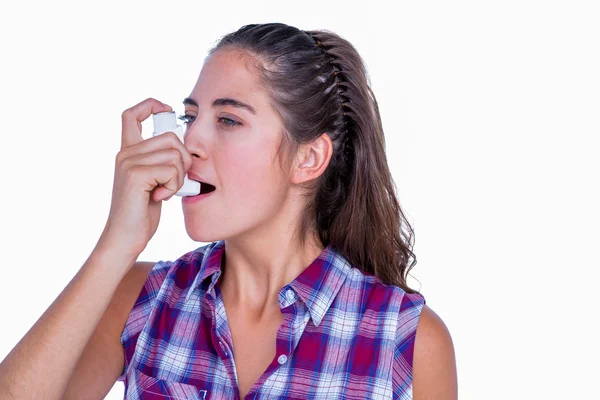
[184,240,225,303]
[184,240,352,327]
[286,244,352,326]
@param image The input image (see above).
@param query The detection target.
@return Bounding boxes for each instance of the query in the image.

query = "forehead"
[189,48,266,109]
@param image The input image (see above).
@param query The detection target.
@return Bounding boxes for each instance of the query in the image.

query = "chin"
[182,216,215,242]
[184,225,221,244]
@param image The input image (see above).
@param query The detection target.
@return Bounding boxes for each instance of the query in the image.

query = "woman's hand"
[99,98,193,260]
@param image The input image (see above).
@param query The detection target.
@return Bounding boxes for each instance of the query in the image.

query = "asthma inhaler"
[152,111,201,197]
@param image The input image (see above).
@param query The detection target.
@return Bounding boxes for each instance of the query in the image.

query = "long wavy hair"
[208,23,420,294]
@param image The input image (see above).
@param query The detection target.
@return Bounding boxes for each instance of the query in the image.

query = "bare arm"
[412,304,458,399]
[61,260,155,400]
[0,239,140,400]
[0,97,190,400]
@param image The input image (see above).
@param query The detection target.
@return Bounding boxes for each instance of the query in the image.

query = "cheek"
[223,146,271,186]
[224,142,277,191]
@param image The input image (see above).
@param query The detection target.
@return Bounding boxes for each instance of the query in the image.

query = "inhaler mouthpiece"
[152,111,201,197]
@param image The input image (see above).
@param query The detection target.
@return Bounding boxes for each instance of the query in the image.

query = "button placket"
[274,302,296,369]
[213,287,236,366]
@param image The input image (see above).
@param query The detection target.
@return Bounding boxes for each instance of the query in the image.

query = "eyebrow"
[183,97,257,115]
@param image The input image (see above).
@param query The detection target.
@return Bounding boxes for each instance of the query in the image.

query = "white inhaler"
[152,111,201,197]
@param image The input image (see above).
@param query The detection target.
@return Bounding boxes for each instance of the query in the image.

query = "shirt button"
[286,290,295,301]
[277,354,288,364]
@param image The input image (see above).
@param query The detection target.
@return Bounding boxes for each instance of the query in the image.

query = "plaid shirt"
[118,240,425,399]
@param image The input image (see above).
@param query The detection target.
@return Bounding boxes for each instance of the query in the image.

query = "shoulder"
[142,241,217,289]
[119,243,215,348]
[413,304,458,399]
[132,259,173,293]
[124,243,216,319]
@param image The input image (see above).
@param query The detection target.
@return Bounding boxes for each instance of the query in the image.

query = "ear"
[290,133,333,185]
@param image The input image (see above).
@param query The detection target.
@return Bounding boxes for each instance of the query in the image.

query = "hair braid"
[303,30,354,161]
[301,30,358,234]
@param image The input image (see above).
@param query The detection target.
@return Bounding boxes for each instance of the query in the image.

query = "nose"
[183,120,209,160]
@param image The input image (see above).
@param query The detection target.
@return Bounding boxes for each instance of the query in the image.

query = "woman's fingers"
[120,98,172,149]
[118,131,193,174]
[123,148,186,196]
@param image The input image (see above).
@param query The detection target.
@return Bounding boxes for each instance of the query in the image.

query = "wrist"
[91,234,140,276]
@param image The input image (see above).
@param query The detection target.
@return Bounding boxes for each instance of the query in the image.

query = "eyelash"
[178,114,241,129]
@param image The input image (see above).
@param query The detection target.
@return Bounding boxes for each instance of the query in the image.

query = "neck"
[219,230,323,321]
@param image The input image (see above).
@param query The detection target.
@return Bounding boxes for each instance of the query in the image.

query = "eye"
[177,114,242,130]
[218,117,242,128]
[178,114,196,125]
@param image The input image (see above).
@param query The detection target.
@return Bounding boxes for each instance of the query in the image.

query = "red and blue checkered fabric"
[118,240,425,399]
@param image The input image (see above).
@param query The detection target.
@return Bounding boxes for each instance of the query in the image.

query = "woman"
[0,23,456,399]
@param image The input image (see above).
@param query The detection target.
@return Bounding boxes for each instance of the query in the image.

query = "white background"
[1,1,598,399]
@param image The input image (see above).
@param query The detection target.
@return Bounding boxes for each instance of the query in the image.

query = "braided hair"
[301,30,356,235]
[304,31,353,162]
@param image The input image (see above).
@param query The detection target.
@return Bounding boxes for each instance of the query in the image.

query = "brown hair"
[208,23,420,294]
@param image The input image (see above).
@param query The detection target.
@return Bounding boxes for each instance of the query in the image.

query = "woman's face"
[181,48,292,242]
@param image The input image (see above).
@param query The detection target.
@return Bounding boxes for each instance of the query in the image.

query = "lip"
[182,190,215,204]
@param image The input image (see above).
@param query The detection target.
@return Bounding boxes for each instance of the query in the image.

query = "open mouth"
[197,181,216,195]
